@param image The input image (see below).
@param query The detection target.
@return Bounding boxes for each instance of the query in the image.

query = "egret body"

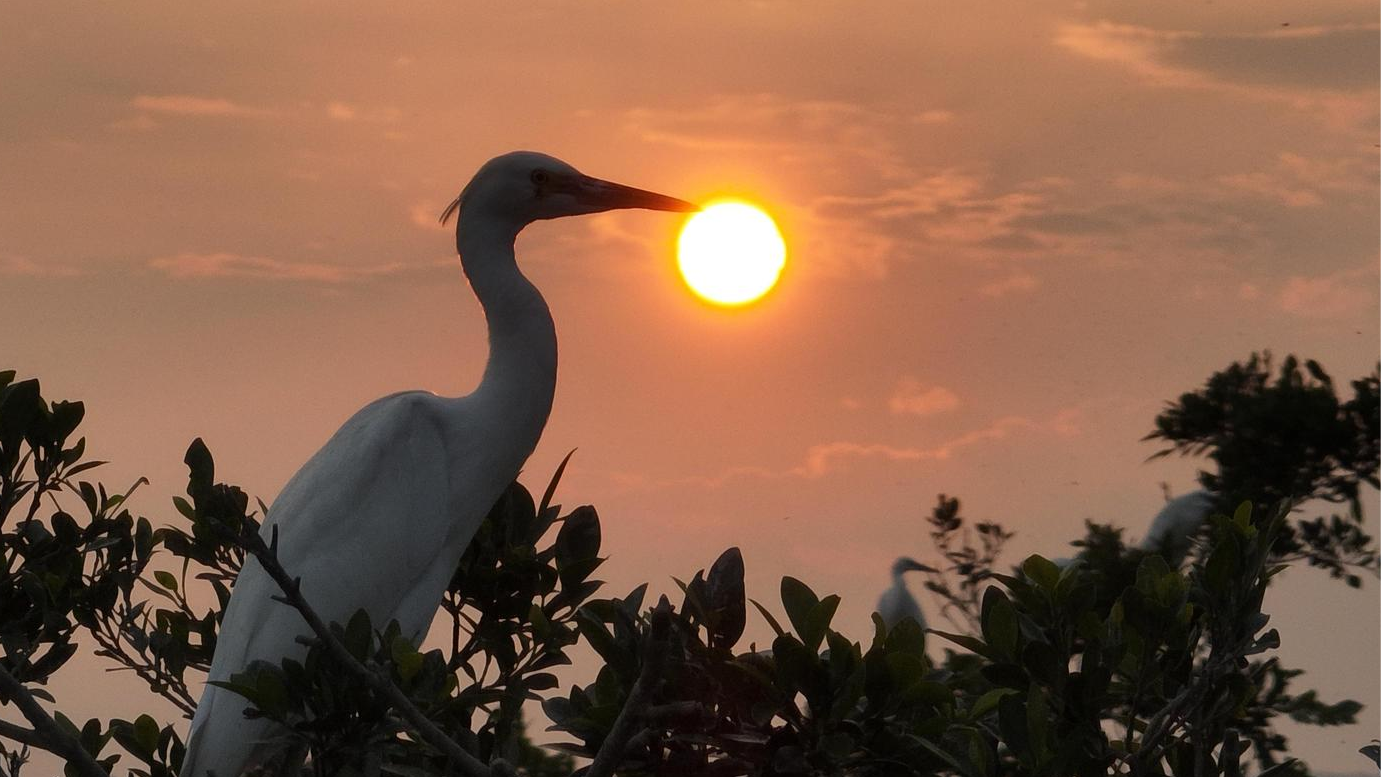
[181,152,694,777]
[1140,489,1216,566]
[876,557,936,631]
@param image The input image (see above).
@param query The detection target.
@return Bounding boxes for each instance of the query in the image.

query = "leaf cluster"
[1147,352,1380,582]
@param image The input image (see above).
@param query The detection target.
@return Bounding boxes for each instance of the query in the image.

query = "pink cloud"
[1219,172,1322,207]
[409,201,452,231]
[0,254,81,278]
[599,410,1082,492]
[326,101,357,121]
[108,114,159,132]
[1055,21,1379,133]
[979,272,1040,298]
[794,442,928,478]
[889,379,960,416]
[130,94,267,117]
[148,252,443,284]
[326,101,401,123]
[1055,22,1203,87]
[1278,266,1378,319]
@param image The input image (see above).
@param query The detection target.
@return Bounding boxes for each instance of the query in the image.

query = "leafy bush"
[1,355,1376,777]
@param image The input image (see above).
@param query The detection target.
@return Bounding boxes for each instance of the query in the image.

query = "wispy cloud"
[888,379,960,417]
[608,408,1085,492]
[801,171,1046,277]
[624,95,901,161]
[979,271,1040,298]
[148,252,446,284]
[1278,266,1378,319]
[911,109,956,125]
[1055,22,1204,87]
[108,114,159,132]
[130,94,268,117]
[792,409,1082,478]
[1,254,81,278]
[1055,21,1378,132]
[1218,152,1376,208]
[325,101,401,124]
[409,200,453,231]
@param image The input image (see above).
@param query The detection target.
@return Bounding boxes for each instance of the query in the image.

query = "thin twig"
[1129,681,1202,775]
[87,622,198,717]
[585,598,673,777]
[1129,651,1230,776]
[223,520,492,777]
[0,663,109,777]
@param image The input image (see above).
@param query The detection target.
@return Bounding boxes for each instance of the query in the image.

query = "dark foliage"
[2,354,1376,777]
[1146,352,1380,584]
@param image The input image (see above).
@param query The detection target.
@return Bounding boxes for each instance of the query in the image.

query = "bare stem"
[0,663,109,777]
[584,598,673,777]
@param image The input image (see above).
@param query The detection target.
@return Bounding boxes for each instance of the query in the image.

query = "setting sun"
[676,201,786,306]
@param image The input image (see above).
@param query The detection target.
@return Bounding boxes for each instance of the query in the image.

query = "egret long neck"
[456,211,557,454]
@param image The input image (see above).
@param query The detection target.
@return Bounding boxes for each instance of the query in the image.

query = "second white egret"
[877,556,937,631]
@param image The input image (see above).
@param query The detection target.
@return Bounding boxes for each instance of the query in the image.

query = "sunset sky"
[2,1,1378,772]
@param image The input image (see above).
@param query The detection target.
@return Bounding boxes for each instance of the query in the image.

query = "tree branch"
[0,664,109,777]
[222,520,492,777]
[0,719,42,749]
[585,598,673,777]
[643,701,708,724]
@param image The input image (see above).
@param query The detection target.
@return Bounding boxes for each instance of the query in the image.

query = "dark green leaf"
[750,598,786,637]
[780,576,820,646]
[154,570,178,592]
[980,587,1019,658]
[1022,555,1061,592]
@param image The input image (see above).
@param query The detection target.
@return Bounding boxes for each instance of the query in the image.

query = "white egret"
[181,152,695,777]
[876,557,937,631]
[1139,489,1216,566]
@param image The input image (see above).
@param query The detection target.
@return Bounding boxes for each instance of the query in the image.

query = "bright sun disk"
[676,201,786,306]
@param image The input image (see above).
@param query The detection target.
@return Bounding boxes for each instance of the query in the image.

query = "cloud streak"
[1277,266,1379,319]
[148,252,448,284]
[1,254,81,278]
[130,94,269,117]
[606,408,1085,492]
[889,379,960,417]
[979,272,1039,298]
[792,409,1082,478]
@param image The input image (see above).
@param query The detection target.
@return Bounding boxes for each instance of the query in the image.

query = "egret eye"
[530,170,549,185]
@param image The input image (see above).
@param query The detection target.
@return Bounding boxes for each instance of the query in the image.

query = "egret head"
[441,151,696,229]
[891,557,937,578]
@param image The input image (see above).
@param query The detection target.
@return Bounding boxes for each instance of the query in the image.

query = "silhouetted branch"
[585,597,673,777]
[0,720,42,749]
[218,519,494,777]
[643,701,708,724]
[0,664,109,777]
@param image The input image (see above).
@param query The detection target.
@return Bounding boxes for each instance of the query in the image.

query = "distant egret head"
[891,557,937,577]
[441,151,696,230]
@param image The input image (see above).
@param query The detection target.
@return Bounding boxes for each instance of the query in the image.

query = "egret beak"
[576,176,699,213]
[895,558,938,575]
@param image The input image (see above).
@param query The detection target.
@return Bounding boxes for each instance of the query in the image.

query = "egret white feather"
[1139,489,1216,566]
[876,556,936,631]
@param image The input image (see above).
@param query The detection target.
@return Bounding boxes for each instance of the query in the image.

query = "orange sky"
[2,1,1378,772]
